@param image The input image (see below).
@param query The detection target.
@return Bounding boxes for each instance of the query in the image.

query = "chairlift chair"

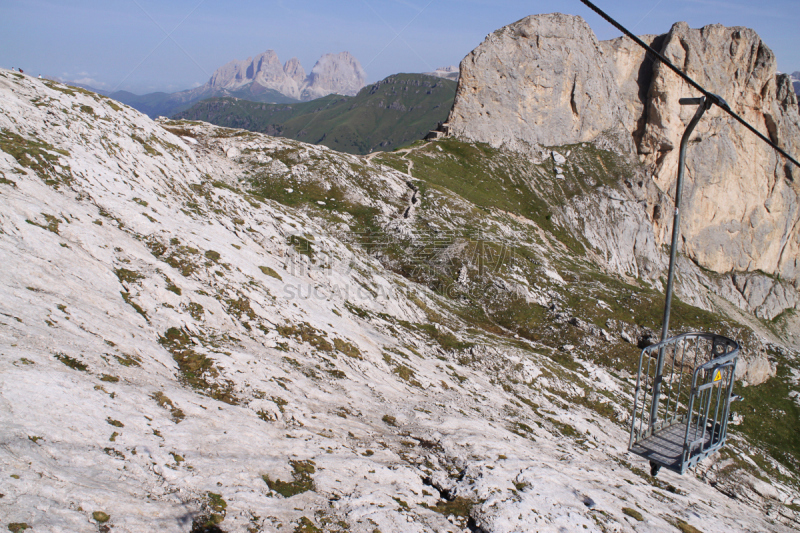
[628,97,740,476]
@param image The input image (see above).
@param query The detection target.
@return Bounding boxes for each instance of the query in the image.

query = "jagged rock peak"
[203,49,300,98]
[301,51,367,100]
[200,50,366,102]
[628,20,800,283]
[283,57,306,87]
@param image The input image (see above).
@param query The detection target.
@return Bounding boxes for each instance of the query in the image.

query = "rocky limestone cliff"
[448,14,800,333]
[448,14,632,152]
[301,52,367,101]
[634,23,800,285]
[283,56,306,87]
[187,50,365,103]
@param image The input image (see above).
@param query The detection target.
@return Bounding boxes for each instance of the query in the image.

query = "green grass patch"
[262,460,316,497]
[732,353,800,480]
[673,519,703,533]
[333,338,361,358]
[401,138,587,252]
[191,492,226,532]
[120,291,148,320]
[186,302,204,321]
[54,352,87,371]
[26,213,60,234]
[422,497,476,518]
[131,134,162,157]
[114,267,144,284]
[277,322,333,351]
[416,323,473,352]
[294,517,320,533]
[207,492,226,513]
[165,277,182,295]
[224,295,257,321]
[622,507,643,521]
[158,327,237,405]
[259,265,283,280]
[0,129,71,188]
[548,417,579,439]
[288,234,314,257]
[114,353,141,367]
[152,391,185,423]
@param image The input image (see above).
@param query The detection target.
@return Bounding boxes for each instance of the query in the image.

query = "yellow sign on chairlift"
[713,369,722,383]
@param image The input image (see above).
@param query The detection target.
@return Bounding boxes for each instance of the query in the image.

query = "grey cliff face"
[301,51,367,101]
[448,13,631,151]
[186,50,366,102]
[283,57,306,87]
[448,13,800,325]
[635,22,800,286]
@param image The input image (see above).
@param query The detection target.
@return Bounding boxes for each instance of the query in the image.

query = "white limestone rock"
[448,14,631,152]
[301,52,367,101]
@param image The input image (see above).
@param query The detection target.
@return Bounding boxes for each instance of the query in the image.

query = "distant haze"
[1,0,798,94]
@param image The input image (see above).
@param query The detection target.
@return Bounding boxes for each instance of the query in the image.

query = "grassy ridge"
[174,73,456,154]
[107,86,300,119]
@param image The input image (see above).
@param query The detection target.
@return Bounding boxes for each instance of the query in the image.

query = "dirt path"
[364,147,417,178]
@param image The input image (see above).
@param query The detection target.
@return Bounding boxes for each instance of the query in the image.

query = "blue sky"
[2,0,798,94]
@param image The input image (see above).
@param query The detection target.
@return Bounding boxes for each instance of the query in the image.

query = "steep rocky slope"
[449,13,800,339]
[1,68,799,533]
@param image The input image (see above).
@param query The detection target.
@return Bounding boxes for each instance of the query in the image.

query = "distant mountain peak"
[93,50,367,119]
[424,65,459,81]
[200,50,365,103]
[283,57,306,87]
[302,51,367,101]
